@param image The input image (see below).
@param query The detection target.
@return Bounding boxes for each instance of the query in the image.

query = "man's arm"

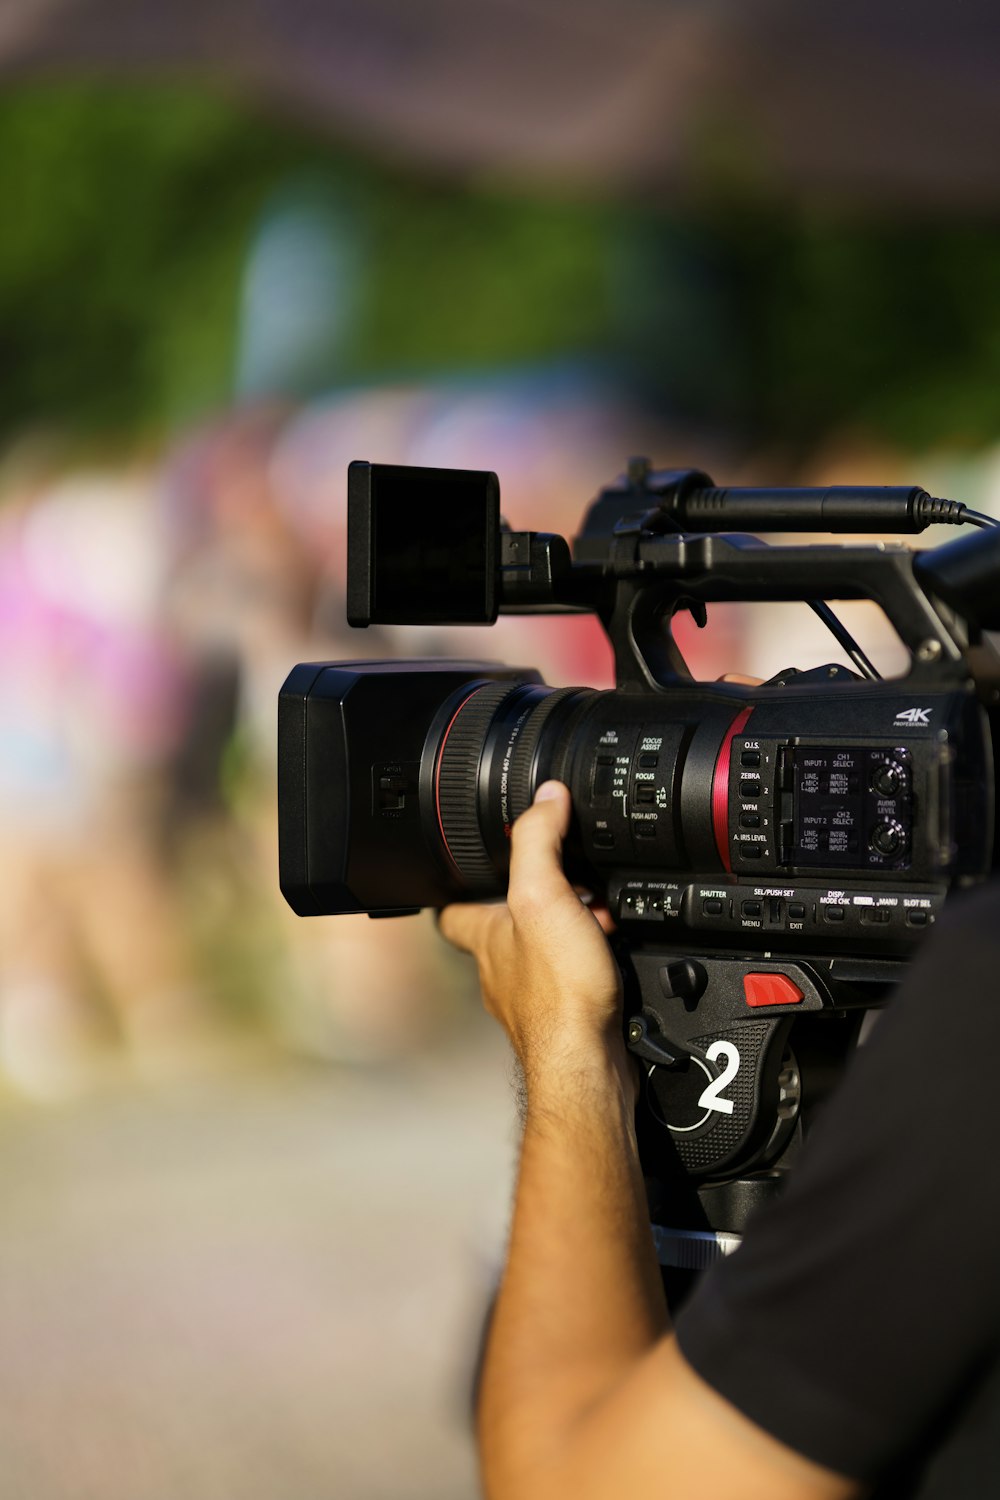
[439,781,859,1500]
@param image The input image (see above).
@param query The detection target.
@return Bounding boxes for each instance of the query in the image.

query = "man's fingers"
[438,900,501,956]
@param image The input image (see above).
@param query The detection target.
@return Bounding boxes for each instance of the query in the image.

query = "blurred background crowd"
[3,3,1000,1497]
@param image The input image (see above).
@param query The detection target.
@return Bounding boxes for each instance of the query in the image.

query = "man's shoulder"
[934,877,1000,935]
[895,877,1000,1017]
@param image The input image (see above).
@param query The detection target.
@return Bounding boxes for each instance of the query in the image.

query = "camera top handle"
[594,532,983,692]
[499,463,1000,693]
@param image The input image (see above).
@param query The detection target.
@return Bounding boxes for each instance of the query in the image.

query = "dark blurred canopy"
[4,0,1000,207]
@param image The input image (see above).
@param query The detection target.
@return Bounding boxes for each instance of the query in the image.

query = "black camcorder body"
[278,459,1000,1260]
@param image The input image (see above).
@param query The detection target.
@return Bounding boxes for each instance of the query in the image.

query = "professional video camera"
[278,458,1000,1267]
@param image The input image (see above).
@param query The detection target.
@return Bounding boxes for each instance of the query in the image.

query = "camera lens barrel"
[432,680,594,891]
[426,677,742,898]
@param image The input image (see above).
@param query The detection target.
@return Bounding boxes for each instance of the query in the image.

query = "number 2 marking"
[697,1040,741,1116]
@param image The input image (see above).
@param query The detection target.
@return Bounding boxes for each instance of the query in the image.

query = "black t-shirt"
[675,882,1000,1497]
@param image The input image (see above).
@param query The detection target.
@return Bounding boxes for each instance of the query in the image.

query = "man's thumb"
[508,781,572,896]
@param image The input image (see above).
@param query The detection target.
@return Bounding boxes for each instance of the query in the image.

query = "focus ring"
[437,681,525,890]
[507,687,588,823]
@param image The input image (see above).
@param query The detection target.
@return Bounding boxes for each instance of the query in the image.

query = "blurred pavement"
[0,1019,518,1500]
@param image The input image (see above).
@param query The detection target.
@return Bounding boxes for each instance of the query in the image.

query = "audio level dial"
[871,819,907,857]
[871,761,905,797]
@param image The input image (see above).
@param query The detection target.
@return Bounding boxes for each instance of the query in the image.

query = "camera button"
[739,842,764,859]
[906,909,929,927]
[741,899,762,919]
[702,898,725,917]
[635,822,657,839]
[744,973,804,1008]
[822,904,846,922]
[739,811,761,829]
[741,777,762,799]
[740,749,761,768]
[593,829,615,849]
[788,901,806,920]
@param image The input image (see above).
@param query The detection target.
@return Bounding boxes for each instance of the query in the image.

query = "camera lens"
[429,680,595,893]
[287,658,874,918]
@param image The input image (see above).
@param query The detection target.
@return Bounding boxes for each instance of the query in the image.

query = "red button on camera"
[743,973,804,1008]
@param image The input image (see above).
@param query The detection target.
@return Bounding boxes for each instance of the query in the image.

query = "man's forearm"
[445,788,858,1500]
[478,1037,668,1499]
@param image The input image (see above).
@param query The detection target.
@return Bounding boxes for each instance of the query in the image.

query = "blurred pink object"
[0,473,186,832]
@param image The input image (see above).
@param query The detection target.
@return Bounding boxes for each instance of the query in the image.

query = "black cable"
[958,507,999,530]
[807,601,881,681]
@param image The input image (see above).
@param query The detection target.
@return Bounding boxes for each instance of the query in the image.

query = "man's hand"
[438,780,628,1093]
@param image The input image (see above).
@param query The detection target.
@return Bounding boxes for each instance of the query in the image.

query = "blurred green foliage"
[2,79,1000,451]
[0,82,615,444]
[696,203,1000,451]
[0,84,307,437]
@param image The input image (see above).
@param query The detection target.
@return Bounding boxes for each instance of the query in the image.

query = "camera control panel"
[727,739,914,875]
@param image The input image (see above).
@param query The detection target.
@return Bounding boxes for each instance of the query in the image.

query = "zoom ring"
[437,682,525,890]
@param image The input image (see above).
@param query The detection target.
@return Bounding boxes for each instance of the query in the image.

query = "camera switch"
[658,959,707,1001]
[592,757,615,798]
[619,887,667,922]
[379,774,410,810]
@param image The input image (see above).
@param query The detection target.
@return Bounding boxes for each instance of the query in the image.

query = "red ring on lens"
[712,706,754,871]
[434,684,491,870]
